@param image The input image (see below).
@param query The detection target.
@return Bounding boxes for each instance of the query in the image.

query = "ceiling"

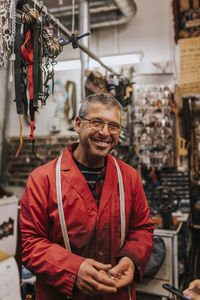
[42,0,137,31]
[42,0,72,9]
[43,0,109,10]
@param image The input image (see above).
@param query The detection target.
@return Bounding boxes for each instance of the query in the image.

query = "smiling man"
[20,93,154,300]
[74,95,121,167]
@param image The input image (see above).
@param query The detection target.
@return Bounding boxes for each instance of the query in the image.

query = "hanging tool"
[153,99,162,111]
[169,91,177,113]
[177,137,188,156]
[14,22,24,115]
[21,28,36,141]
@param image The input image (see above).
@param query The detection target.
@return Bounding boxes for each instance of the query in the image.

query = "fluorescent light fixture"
[54,52,143,71]
[89,53,143,68]
[54,60,81,71]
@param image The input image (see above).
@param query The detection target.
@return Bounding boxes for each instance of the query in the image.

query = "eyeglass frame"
[80,117,123,134]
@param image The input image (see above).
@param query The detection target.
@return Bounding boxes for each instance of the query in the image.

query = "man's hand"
[108,256,135,288]
[76,258,117,296]
[183,279,200,300]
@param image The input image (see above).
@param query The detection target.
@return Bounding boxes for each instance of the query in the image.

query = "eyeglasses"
[81,117,122,134]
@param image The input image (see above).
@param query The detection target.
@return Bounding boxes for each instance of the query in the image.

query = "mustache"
[93,136,113,143]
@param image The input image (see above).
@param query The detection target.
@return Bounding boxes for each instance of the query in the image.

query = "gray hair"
[78,93,122,118]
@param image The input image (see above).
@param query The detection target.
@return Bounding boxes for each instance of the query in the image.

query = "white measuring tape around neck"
[56,154,131,299]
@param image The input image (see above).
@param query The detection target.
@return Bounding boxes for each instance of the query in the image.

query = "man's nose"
[99,123,110,135]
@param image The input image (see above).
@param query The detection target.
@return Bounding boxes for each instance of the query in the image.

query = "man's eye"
[91,119,103,126]
[109,124,120,129]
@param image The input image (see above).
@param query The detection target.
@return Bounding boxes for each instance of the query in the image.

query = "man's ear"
[74,116,81,134]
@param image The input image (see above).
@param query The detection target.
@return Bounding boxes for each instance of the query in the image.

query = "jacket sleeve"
[116,168,154,280]
[20,169,84,297]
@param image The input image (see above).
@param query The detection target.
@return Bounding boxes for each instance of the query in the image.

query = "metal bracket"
[58,31,91,48]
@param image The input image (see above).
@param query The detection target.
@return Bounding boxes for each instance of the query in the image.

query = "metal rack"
[21,0,120,76]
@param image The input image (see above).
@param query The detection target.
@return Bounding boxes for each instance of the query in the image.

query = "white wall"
[7,69,80,137]
[2,0,176,139]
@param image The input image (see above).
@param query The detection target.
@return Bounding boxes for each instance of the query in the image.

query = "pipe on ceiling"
[91,0,137,28]
[114,0,136,18]
[49,0,137,29]
[49,1,115,15]
[50,5,117,18]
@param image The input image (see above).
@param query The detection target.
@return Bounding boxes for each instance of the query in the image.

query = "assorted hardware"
[0,0,94,158]
[85,70,133,107]
[133,84,174,170]
[107,75,133,107]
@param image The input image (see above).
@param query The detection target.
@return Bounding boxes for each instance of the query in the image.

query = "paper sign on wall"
[179,37,200,96]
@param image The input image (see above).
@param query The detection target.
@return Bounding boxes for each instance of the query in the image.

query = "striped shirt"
[73,157,106,208]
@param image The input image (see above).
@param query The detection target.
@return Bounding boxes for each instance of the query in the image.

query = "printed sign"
[179,37,200,95]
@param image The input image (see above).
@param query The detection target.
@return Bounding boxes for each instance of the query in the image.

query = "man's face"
[75,102,121,166]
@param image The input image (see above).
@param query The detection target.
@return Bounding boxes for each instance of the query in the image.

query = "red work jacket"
[20,144,154,300]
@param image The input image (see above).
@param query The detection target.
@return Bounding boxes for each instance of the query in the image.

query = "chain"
[9,0,16,81]
[0,0,14,68]
[10,0,16,43]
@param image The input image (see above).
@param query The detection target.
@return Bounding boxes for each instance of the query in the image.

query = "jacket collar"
[59,143,118,213]
[60,143,78,171]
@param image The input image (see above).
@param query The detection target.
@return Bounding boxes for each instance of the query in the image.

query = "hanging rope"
[22,4,39,24]
[15,115,23,158]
